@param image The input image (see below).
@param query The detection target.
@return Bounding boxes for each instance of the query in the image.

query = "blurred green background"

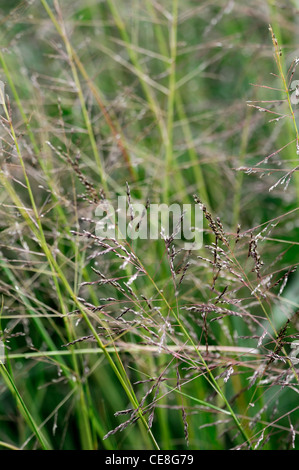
[0,0,298,450]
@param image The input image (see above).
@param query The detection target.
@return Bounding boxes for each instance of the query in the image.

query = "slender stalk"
[0,364,50,450]
[106,0,168,145]
[164,0,178,203]
[132,255,253,449]
[267,21,299,204]
[52,0,108,194]
[40,0,137,182]
[269,25,299,140]
[0,78,158,449]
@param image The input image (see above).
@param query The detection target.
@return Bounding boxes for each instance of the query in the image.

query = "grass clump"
[0,0,298,450]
